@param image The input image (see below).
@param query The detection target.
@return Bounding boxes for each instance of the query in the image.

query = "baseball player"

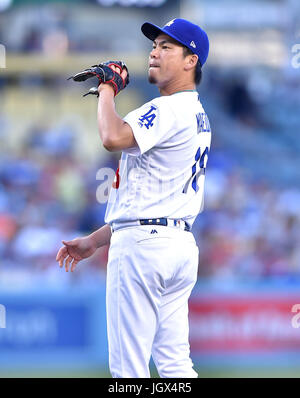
[56,18,211,378]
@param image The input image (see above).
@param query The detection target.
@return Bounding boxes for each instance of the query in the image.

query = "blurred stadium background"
[1,0,300,378]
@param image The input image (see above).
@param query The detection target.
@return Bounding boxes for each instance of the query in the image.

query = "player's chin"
[148,69,158,85]
[148,75,157,84]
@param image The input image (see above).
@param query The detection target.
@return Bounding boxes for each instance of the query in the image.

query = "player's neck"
[158,81,196,96]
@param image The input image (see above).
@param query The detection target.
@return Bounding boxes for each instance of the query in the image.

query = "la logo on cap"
[165,19,175,27]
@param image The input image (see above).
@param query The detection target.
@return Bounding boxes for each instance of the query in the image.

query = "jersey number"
[183,146,209,193]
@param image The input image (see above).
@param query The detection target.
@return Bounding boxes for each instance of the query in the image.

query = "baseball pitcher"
[56,18,211,378]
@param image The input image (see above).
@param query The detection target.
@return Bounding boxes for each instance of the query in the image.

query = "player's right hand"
[68,60,129,97]
[55,237,98,273]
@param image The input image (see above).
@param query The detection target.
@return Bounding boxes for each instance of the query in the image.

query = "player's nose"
[150,47,159,58]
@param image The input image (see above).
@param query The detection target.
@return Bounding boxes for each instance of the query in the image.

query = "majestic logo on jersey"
[138,105,157,129]
[164,19,176,27]
[150,229,158,234]
[196,112,211,133]
[190,41,196,48]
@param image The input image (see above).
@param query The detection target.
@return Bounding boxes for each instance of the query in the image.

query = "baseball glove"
[68,60,129,97]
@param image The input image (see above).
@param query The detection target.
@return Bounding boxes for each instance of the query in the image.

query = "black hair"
[182,46,202,85]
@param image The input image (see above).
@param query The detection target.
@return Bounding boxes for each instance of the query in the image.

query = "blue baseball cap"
[141,18,209,67]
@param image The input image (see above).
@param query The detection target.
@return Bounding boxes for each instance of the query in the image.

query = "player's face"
[148,34,186,88]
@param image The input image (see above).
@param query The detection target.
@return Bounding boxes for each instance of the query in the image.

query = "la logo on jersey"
[138,105,157,129]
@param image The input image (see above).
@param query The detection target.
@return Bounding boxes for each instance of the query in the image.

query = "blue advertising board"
[0,282,108,372]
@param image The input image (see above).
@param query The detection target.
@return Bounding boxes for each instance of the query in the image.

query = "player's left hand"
[68,60,130,97]
[56,236,98,272]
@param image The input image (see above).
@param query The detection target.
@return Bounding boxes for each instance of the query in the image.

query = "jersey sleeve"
[122,99,176,156]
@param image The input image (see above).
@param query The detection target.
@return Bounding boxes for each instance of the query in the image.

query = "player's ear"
[184,54,198,72]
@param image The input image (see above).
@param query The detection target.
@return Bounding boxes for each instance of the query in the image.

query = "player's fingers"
[65,255,73,273]
[57,245,68,257]
[62,240,76,247]
[110,64,122,73]
[120,68,128,80]
[71,259,79,273]
[56,246,68,264]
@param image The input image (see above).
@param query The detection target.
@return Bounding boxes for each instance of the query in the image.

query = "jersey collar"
[171,89,197,95]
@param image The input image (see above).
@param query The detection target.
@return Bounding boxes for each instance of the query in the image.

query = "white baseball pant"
[106,224,199,378]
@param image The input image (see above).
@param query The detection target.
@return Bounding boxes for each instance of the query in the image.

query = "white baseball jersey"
[104,90,211,229]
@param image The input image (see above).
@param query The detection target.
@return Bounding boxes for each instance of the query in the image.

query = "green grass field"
[1,367,300,378]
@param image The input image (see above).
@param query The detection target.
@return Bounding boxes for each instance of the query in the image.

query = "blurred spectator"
[22,28,42,52]
[2,118,300,286]
[1,13,300,286]
[224,76,259,127]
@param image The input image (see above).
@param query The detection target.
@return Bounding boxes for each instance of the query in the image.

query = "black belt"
[139,218,191,231]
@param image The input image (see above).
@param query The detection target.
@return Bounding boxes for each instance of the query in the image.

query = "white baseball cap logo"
[190,41,196,48]
[165,19,176,27]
